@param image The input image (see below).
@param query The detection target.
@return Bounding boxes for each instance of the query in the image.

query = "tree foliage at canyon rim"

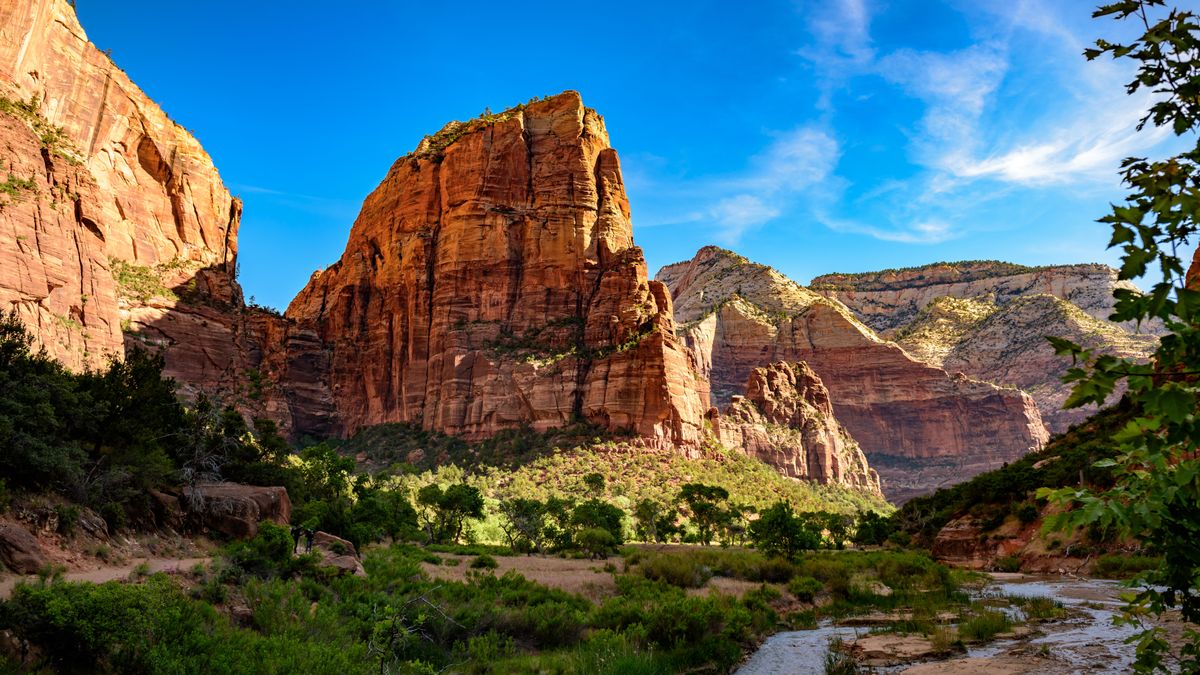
[1040,1,1200,671]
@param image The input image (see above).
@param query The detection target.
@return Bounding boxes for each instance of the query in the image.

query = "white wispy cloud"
[707,126,841,241]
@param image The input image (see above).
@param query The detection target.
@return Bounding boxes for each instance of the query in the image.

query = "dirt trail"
[0,557,210,599]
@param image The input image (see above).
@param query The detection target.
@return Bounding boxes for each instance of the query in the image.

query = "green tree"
[581,472,605,496]
[498,497,549,553]
[415,483,484,544]
[1038,2,1200,671]
[677,483,729,546]
[748,501,821,560]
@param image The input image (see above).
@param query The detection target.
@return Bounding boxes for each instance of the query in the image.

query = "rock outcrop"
[311,531,365,577]
[0,0,245,377]
[658,247,1049,501]
[0,522,47,574]
[714,361,881,494]
[181,483,292,539]
[280,93,704,446]
[813,261,1161,433]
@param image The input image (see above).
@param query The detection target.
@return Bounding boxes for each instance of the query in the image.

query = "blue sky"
[76,1,1176,310]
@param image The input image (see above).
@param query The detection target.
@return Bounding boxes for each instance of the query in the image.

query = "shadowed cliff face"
[279,93,705,447]
[658,247,1049,502]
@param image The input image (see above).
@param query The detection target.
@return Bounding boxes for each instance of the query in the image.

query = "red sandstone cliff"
[280,93,705,447]
[811,261,1161,434]
[0,0,879,494]
[715,362,881,495]
[0,0,259,397]
[658,247,1049,501]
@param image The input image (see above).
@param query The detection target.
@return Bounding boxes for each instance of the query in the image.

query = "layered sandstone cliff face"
[714,361,880,495]
[811,261,1151,334]
[0,0,881,494]
[658,247,1049,501]
[281,93,705,446]
[0,0,259,400]
[814,261,1161,433]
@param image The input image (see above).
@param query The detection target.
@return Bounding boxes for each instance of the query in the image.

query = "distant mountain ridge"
[811,259,1161,433]
[657,247,1049,502]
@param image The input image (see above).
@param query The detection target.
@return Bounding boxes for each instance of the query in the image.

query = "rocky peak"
[279,91,704,446]
[716,361,881,494]
[657,245,828,324]
[661,247,1049,502]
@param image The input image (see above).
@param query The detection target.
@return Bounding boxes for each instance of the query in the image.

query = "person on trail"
[304,529,315,554]
[290,526,302,554]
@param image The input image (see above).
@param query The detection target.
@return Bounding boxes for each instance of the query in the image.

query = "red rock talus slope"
[714,362,881,495]
[281,93,704,446]
[0,0,255,397]
[811,261,1161,434]
[658,247,1049,501]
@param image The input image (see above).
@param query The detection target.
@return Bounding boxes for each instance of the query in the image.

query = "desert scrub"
[470,554,499,569]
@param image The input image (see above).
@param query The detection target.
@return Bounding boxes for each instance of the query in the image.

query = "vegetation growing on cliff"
[1034,2,1200,671]
[0,94,81,165]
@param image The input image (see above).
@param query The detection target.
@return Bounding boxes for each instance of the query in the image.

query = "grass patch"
[957,608,1013,642]
[1092,554,1160,579]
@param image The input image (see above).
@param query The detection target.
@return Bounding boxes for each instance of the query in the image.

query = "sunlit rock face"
[659,247,1049,502]
[813,261,1161,434]
[281,92,705,446]
[714,361,881,495]
[0,0,256,405]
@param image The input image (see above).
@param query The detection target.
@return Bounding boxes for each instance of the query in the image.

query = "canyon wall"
[659,247,1049,501]
[0,0,879,494]
[0,0,267,411]
[715,361,881,495]
[279,92,705,447]
[814,261,1160,433]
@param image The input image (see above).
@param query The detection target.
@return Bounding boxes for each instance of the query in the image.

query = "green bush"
[1092,553,1161,579]
[993,556,1022,573]
[788,575,824,602]
[470,554,499,570]
[224,523,298,579]
[635,553,713,588]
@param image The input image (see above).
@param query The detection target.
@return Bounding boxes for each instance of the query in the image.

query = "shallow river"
[736,574,1140,674]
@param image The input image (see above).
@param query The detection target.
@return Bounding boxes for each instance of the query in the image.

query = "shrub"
[788,575,824,602]
[224,523,296,579]
[1016,503,1040,525]
[54,504,80,536]
[993,556,1022,573]
[1092,554,1160,579]
[575,527,617,560]
[636,553,713,588]
[470,554,499,570]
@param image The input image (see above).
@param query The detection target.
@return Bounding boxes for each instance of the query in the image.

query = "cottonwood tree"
[1039,2,1200,671]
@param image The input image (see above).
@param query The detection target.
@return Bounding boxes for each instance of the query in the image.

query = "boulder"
[0,522,48,574]
[182,483,291,539]
[311,531,364,577]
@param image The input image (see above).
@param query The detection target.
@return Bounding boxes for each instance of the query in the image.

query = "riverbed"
[737,573,1142,674]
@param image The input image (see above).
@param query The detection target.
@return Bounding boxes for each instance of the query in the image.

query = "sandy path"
[0,557,210,599]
